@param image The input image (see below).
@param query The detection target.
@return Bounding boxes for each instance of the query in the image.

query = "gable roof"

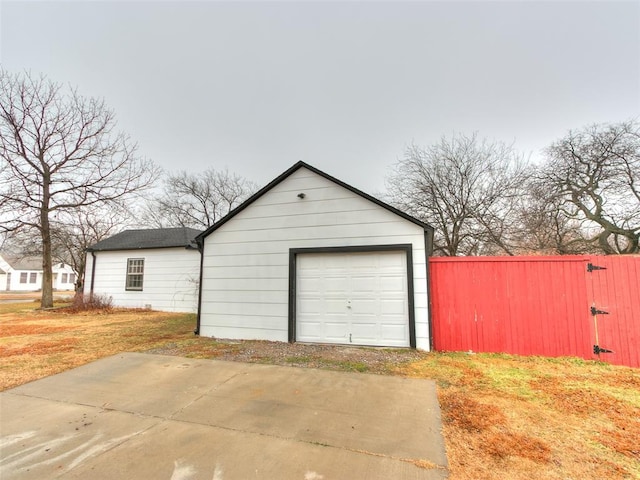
[0,255,42,271]
[87,227,202,252]
[197,161,433,241]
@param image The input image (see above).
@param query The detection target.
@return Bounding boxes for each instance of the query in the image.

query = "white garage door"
[296,250,410,347]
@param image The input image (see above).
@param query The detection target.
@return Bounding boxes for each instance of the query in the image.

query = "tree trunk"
[75,256,85,293]
[40,171,54,309]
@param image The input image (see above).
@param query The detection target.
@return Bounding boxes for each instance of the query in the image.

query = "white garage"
[196,161,434,350]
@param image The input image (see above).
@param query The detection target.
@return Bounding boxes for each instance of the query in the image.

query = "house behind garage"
[196,162,434,350]
[0,254,76,292]
[85,227,201,313]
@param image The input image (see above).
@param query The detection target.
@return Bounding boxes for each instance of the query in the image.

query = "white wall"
[6,270,41,291]
[200,166,431,350]
[0,257,76,292]
[53,264,76,291]
[84,247,200,313]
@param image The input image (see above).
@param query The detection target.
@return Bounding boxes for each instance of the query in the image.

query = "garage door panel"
[378,254,405,267]
[349,254,380,268]
[297,320,322,339]
[380,276,405,293]
[351,324,378,341]
[325,299,348,314]
[351,312,379,322]
[296,250,410,347]
[350,276,378,293]
[298,298,324,314]
[298,277,322,291]
[325,277,350,293]
[324,321,349,340]
[380,324,408,343]
[381,299,406,315]
[350,299,378,313]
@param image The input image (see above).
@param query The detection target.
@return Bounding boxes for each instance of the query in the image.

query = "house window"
[61,273,68,283]
[70,273,76,284]
[29,272,37,283]
[20,272,27,283]
[126,258,144,291]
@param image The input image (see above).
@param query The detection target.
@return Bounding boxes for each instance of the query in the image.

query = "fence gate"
[585,256,640,368]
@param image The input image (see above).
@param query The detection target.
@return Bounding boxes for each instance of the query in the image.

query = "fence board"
[429,255,639,368]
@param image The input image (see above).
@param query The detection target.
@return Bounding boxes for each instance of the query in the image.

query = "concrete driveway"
[0,353,448,479]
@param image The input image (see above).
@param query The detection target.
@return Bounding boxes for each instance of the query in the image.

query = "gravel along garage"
[0,353,448,480]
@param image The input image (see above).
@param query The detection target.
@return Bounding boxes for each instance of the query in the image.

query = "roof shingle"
[87,227,202,252]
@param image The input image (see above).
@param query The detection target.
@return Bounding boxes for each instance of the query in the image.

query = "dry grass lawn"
[0,301,194,390]
[1,301,638,479]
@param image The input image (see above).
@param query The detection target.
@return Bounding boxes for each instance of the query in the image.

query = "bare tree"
[0,70,159,307]
[537,120,640,254]
[386,133,527,256]
[143,168,257,229]
[50,206,129,292]
[513,178,598,255]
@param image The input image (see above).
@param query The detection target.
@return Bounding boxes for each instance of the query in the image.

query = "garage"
[294,249,412,347]
[197,161,433,350]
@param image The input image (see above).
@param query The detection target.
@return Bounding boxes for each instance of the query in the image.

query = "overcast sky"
[1,0,639,194]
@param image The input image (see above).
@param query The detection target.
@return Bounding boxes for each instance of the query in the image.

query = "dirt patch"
[531,375,625,416]
[0,324,76,337]
[439,391,506,432]
[0,337,80,356]
[484,431,551,463]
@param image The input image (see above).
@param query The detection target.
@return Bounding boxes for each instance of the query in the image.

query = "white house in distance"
[0,254,76,292]
[84,227,202,313]
[196,161,434,350]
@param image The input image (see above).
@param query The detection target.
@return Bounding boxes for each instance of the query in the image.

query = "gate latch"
[587,263,607,272]
[590,306,609,316]
[593,345,613,354]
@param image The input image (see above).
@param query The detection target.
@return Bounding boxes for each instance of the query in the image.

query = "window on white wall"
[20,272,27,283]
[29,272,37,283]
[61,273,68,283]
[70,273,76,284]
[126,258,144,291]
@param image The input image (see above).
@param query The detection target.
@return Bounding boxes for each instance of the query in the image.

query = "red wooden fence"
[429,255,640,368]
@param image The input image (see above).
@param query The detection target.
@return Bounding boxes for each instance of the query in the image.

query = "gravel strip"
[145,339,426,374]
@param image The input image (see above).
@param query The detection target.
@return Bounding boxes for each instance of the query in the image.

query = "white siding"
[53,264,76,291]
[7,270,41,292]
[200,166,431,350]
[84,248,200,313]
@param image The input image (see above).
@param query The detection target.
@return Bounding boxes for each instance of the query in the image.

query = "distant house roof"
[87,227,202,252]
[1,255,43,271]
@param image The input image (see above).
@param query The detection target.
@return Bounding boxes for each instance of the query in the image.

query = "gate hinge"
[587,263,607,272]
[590,306,609,316]
[593,345,614,354]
